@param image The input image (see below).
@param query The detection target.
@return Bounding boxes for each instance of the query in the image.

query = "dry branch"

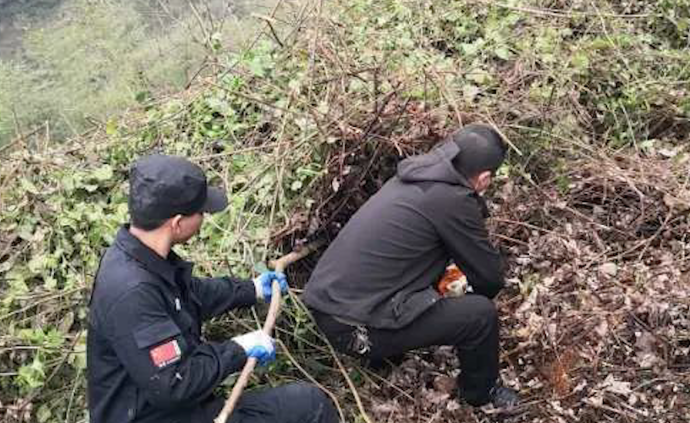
[214,241,324,423]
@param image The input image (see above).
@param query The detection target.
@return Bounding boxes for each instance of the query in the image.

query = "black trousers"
[312,295,499,406]
[209,382,339,423]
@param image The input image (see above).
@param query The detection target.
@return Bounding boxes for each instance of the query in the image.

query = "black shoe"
[487,386,519,409]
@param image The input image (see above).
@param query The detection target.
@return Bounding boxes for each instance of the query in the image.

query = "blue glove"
[253,271,288,303]
[232,330,276,366]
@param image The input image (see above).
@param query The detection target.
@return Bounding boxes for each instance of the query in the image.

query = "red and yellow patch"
[150,339,181,368]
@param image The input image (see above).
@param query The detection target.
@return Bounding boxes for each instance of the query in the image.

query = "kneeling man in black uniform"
[304,124,518,409]
[87,155,338,423]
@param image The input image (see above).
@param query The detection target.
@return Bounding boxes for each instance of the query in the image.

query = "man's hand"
[253,271,288,303]
[232,330,276,366]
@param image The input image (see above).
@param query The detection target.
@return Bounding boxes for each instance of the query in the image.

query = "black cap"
[128,155,228,222]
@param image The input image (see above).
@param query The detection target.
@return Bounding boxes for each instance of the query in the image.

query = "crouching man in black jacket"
[87,155,338,423]
[304,124,518,409]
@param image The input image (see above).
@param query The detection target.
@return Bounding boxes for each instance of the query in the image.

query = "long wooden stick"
[214,241,323,423]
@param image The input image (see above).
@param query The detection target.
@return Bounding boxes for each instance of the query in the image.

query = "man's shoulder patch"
[150,339,181,368]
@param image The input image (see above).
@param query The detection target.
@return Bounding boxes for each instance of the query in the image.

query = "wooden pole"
[214,242,323,423]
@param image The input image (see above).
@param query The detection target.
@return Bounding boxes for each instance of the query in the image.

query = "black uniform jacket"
[87,226,256,423]
[304,140,505,329]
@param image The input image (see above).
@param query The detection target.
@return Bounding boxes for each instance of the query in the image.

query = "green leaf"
[43,276,58,290]
[20,178,39,195]
[495,46,511,60]
[210,32,223,52]
[92,165,114,181]
[71,348,87,371]
[17,355,46,392]
[17,223,35,241]
[248,54,270,77]
[571,51,590,71]
[135,90,151,103]
[28,254,49,274]
[461,38,484,56]
[467,69,490,84]
[290,180,303,191]
[463,84,480,102]
[37,404,52,423]
[68,334,88,371]
[105,119,118,135]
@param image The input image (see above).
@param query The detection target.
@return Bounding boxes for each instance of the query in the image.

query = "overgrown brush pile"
[1,0,689,422]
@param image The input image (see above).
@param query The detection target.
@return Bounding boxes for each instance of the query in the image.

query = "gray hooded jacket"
[303,141,505,329]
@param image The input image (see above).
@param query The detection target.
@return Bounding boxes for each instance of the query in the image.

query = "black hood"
[397,140,472,187]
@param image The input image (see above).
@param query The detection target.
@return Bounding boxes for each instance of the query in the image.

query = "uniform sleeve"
[105,285,247,410]
[432,194,505,298]
[189,276,257,321]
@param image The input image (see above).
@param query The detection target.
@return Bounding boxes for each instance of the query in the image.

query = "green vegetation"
[1,0,689,422]
[0,0,265,146]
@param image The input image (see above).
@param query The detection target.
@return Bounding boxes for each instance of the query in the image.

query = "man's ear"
[476,170,492,193]
[169,215,183,234]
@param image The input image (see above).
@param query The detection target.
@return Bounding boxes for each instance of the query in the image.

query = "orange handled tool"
[437,264,468,297]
